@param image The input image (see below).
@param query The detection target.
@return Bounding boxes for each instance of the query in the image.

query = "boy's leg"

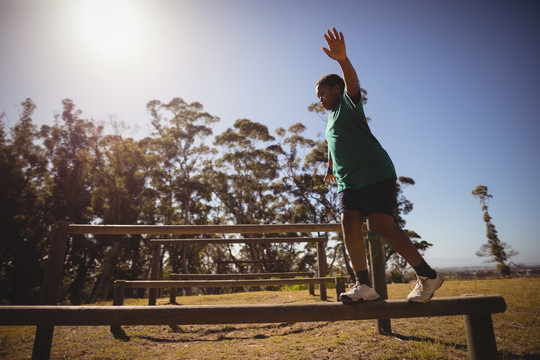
[368,212,443,302]
[341,209,368,272]
[367,213,423,267]
[339,210,380,302]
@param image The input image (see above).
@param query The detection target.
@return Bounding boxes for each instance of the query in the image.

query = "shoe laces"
[413,276,429,292]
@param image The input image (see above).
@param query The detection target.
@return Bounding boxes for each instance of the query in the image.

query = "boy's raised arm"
[322,28,361,103]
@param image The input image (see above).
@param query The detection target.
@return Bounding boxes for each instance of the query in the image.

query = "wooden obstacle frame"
[29,222,347,360]
[112,277,348,306]
[2,222,507,360]
[148,236,331,302]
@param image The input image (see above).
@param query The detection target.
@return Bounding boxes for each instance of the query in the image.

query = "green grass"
[1,278,538,359]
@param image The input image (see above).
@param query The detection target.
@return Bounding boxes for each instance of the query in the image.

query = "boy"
[317,28,443,303]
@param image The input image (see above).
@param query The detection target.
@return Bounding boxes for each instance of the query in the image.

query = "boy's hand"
[322,28,347,61]
[324,173,337,184]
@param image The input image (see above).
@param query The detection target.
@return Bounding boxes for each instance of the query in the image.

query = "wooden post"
[113,281,126,306]
[32,221,69,360]
[308,272,315,296]
[316,241,327,300]
[110,281,125,333]
[464,313,498,360]
[335,277,346,299]
[367,223,392,335]
[169,287,178,304]
[148,244,161,305]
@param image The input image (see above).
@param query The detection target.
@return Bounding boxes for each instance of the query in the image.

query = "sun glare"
[73,0,144,63]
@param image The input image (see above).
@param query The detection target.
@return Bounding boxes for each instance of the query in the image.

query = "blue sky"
[1,0,539,267]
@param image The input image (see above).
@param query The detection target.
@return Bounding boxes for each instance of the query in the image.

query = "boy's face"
[316,84,341,111]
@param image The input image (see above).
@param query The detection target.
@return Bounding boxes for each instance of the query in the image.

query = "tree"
[472,185,517,276]
[147,98,219,226]
[274,124,340,276]
[147,98,219,279]
[209,119,287,274]
[89,125,153,302]
[0,100,50,303]
[39,99,104,304]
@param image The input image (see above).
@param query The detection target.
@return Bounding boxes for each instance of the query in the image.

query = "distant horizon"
[432,263,540,269]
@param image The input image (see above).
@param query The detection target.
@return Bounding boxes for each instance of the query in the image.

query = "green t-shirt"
[325,92,396,192]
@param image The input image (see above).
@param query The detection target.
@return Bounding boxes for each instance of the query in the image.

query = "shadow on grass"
[119,322,328,343]
[110,326,130,342]
[392,333,540,359]
[391,332,467,350]
[496,352,540,360]
[110,325,539,359]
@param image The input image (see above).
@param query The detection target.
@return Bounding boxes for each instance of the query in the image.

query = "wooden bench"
[169,271,317,298]
[0,294,506,360]
[113,277,347,306]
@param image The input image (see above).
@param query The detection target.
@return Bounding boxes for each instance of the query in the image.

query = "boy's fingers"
[326,29,335,41]
[323,33,331,43]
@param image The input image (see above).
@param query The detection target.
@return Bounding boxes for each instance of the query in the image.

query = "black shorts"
[338,178,397,216]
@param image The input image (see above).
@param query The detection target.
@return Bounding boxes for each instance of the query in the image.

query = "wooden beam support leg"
[169,287,178,304]
[367,228,391,335]
[32,221,69,360]
[148,244,161,306]
[335,277,346,299]
[110,281,125,334]
[464,313,498,360]
[32,326,55,360]
[316,241,327,300]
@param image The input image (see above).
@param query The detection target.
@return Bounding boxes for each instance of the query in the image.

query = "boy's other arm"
[324,158,336,184]
[322,28,361,103]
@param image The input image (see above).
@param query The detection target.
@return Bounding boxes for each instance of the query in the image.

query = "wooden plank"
[0,295,506,326]
[67,223,342,235]
[169,272,315,280]
[119,278,337,288]
[150,237,326,245]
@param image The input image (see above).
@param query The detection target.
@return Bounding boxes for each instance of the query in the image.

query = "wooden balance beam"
[0,295,506,360]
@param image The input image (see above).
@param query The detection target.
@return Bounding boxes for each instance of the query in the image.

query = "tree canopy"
[0,96,427,304]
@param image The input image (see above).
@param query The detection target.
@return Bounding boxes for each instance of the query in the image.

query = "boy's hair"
[316,74,345,95]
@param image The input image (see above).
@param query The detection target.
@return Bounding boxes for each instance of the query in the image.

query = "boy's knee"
[367,216,396,235]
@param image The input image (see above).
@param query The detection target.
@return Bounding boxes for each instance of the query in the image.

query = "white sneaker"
[407,273,444,303]
[339,282,380,303]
